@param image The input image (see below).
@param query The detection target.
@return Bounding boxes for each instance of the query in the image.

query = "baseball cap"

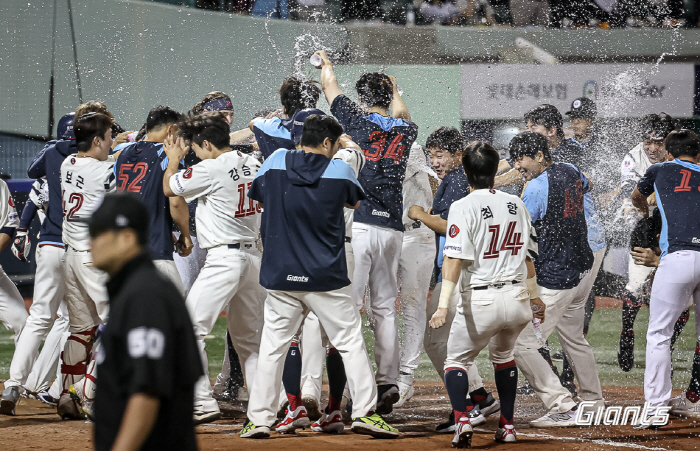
[566,97,597,119]
[88,193,149,244]
[290,108,326,145]
[57,113,75,140]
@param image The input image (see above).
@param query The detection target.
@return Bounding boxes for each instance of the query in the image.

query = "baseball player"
[407,128,500,432]
[315,50,418,413]
[632,129,700,428]
[57,112,117,420]
[115,105,192,293]
[163,112,266,425]
[242,114,398,439]
[509,131,605,428]
[429,142,544,447]
[617,113,676,372]
[394,142,436,407]
[2,177,69,411]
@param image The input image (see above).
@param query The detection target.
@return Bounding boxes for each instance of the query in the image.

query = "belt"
[65,245,89,253]
[345,236,352,243]
[472,280,520,290]
[404,221,422,232]
[228,243,255,250]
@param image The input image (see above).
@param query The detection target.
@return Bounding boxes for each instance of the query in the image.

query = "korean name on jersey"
[61,155,117,251]
[169,151,262,249]
[443,189,537,291]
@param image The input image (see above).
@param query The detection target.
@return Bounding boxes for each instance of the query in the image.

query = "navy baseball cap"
[566,97,597,119]
[89,192,150,244]
[290,108,326,145]
[57,113,75,140]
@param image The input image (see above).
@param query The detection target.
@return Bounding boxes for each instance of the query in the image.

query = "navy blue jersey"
[522,162,593,290]
[252,117,295,160]
[637,159,700,257]
[551,138,585,171]
[433,166,470,225]
[249,149,365,292]
[27,139,76,244]
[331,95,418,231]
[115,142,176,260]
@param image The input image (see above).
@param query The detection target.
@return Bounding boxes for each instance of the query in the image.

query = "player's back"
[61,155,116,251]
[190,151,262,248]
[330,95,418,231]
[641,159,700,256]
[115,142,174,260]
[446,189,534,289]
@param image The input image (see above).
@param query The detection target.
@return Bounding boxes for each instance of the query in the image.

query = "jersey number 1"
[484,222,524,259]
[235,182,261,218]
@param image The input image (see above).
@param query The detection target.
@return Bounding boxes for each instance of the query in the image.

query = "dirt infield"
[2,381,699,450]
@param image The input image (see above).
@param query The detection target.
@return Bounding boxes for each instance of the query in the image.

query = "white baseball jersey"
[29,178,49,224]
[0,179,19,231]
[334,147,366,239]
[443,189,537,291]
[168,150,262,249]
[61,155,116,251]
[620,142,651,194]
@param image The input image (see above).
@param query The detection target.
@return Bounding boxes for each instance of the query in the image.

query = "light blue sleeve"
[521,175,548,223]
[254,118,290,140]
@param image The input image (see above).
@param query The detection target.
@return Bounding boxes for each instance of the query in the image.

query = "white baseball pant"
[61,249,109,391]
[444,284,532,370]
[425,282,484,392]
[0,265,28,341]
[153,259,185,297]
[352,223,403,386]
[300,242,355,402]
[186,244,265,413]
[6,245,69,391]
[645,250,700,409]
[398,227,435,378]
[247,286,377,427]
[174,235,208,296]
[626,254,655,298]
[514,253,604,414]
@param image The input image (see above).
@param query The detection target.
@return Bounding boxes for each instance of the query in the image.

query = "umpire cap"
[88,193,150,245]
[57,113,75,140]
[290,108,326,145]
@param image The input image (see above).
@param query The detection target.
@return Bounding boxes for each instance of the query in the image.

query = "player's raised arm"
[388,75,410,121]
[315,50,344,107]
[162,136,190,198]
[631,186,649,217]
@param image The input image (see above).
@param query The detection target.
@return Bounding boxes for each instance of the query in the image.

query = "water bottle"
[406,4,415,26]
[310,53,323,69]
[531,304,546,348]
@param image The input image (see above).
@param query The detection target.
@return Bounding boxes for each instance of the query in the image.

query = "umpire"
[88,193,202,451]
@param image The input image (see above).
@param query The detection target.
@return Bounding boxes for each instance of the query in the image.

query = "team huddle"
[0,48,699,449]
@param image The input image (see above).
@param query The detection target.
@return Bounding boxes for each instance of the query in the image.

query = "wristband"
[525,276,539,300]
[438,280,456,309]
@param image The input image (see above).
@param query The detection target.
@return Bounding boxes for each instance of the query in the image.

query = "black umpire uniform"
[90,194,202,451]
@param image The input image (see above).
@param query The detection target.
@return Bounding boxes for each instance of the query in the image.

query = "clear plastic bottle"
[406,3,415,26]
[531,304,546,348]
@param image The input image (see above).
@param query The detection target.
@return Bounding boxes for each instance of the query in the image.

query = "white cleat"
[275,406,311,434]
[670,393,700,418]
[529,409,578,428]
[494,424,517,442]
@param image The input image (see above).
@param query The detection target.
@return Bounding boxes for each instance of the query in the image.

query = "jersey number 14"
[484,222,524,259]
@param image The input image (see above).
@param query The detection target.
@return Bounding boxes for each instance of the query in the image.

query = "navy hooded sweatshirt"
[248,148,365,292]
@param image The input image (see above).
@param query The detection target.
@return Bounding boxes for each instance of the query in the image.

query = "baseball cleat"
[68,385,93,421]
[375,384,400,415]
[303,396,322,421]
[0,386,20,416]
[516,382,535,395]
[670,393,700,418]
[240,420,271,438]
[494,424,517,443]
[193,410,223,425]
[351,412,399,438]
[394,379,415,408]
[451,417,473,448]
[57,393,83,420]
[617,330,635,372]
[436,411,456,433]
[529,409,578,428]
[311,410,345,433]
[467,406,486,426]
[36,391,58,407]
[275,405,310,433]
[478,393,500,417]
